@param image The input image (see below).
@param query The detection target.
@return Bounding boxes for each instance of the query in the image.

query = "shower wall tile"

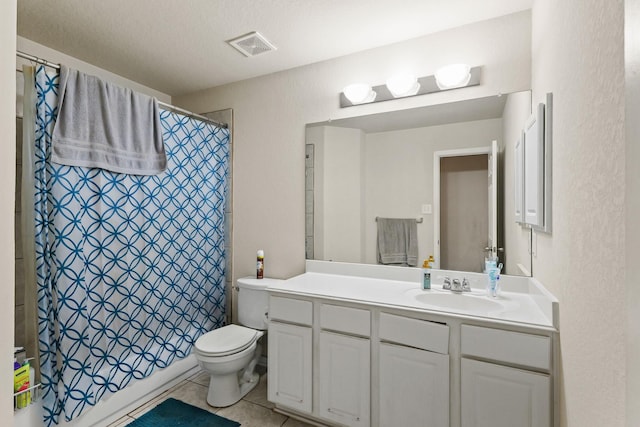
[305,214,313,237]
[16,117,22,165]
[14,213,22,259]
[305,237,314,260]
[14,305,24,349]
[15,165,22,214]
[305,190,313,214]
[15,259,24,306]
[305,168,313,191]
[305,144,314,168]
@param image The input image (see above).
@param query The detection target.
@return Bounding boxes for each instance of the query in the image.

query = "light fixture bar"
[340,66,481,108]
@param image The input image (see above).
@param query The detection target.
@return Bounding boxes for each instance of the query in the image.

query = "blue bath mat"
[128,398,241,427]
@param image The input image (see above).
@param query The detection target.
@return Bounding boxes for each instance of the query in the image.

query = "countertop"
[266,261,559,331]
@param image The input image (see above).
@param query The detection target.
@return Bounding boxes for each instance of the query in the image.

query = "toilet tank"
[237,277,282,330]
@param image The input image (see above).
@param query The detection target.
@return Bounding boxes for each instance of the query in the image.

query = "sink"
[410,291,505,312]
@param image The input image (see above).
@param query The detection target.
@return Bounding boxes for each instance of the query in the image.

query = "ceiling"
[17,0,532,97]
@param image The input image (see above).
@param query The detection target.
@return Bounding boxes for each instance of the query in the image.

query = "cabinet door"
[461,358,550,427]
[319,331,370,427]
[267,321,312,413]
[379,342,449,427]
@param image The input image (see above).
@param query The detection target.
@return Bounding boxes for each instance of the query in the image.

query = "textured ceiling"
[17,0,531,97]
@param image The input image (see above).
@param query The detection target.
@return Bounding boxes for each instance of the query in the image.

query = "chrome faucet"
[443,276,471,293]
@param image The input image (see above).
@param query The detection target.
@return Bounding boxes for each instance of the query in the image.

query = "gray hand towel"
[51,65,166,175]
[376,218,418,267]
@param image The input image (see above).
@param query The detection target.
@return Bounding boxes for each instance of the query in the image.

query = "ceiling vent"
[227,31,277,57]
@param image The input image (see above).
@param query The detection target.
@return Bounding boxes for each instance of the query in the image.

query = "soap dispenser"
[422,258,432,290]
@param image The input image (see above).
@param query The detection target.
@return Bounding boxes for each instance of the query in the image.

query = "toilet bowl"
[194,277,280,407]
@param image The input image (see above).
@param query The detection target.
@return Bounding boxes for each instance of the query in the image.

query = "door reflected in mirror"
[305,91,533,277]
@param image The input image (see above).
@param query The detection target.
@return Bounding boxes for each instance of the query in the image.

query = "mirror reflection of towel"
[376,218,418,267]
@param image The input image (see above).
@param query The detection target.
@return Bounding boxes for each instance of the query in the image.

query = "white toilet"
[194,277,279,407]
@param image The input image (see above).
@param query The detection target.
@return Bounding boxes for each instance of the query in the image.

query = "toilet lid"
[195,324,259,357]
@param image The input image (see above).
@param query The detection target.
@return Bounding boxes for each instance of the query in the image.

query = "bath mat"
[127,397,241,427]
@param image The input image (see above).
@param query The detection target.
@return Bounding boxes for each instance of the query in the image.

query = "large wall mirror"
[305,91,533,277]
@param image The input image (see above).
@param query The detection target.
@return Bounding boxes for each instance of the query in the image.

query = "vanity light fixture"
[386,73,420,98]
[343,83,377,104]
[340,65,480,108]
[434,63,471,90]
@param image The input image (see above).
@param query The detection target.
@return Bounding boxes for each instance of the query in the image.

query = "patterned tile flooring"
[106,370,319,427]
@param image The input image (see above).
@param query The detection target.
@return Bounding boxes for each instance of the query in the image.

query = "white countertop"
[266,261,558,331]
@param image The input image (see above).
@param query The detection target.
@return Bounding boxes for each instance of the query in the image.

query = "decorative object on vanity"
[340,64,480,107]
[194,277,280,407]
[127,398,240,427]
[516,92,553,233]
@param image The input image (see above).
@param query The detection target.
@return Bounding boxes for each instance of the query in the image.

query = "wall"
[626,0,640,425]
[502,91,533,275]
[531,1,625,426]
[174,11,532,284]
[316,126,365,263]
[1,1,17,423]
[17,37,170,103]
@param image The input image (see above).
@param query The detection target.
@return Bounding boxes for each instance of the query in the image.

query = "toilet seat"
[195,324,260,357]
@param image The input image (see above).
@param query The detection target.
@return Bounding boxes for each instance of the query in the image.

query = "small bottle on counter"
[422,258,432,290]
[257,250,264,279]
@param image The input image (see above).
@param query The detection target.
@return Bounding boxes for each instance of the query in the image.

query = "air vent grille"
[227,31,277,57]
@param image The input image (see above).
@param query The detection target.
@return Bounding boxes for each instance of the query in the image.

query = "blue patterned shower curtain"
[32,66,229,425]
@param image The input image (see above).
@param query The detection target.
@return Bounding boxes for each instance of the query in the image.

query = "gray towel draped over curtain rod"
[15,49,227,129]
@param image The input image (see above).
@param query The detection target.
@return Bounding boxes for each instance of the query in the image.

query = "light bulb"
[343,83,376,104]
[434,64,471,90]
[386,73,420,98]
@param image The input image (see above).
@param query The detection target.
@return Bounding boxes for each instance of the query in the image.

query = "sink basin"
[411,292,505,312]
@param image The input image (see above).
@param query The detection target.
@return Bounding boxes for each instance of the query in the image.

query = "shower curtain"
[30,65,230,425]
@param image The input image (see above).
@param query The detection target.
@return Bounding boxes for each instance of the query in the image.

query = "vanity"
[266,261,559,427]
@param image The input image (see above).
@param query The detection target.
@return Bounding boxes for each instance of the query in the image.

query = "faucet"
[443,276,471,293]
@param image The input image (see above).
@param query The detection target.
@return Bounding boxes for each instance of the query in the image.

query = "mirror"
[305,91,533,277]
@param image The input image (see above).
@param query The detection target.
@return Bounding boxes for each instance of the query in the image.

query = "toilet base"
[206,370,260,407]
[203,341,263,407]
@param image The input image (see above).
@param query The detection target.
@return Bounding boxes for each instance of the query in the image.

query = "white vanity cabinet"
[267,270,558,427]
[378,313,450,427]
[267,296,313,413]
[460,325,552,427]
[318,304,371,427]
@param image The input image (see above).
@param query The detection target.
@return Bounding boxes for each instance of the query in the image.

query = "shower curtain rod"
[16,50,228,129]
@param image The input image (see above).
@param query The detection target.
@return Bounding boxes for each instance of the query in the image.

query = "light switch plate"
[421,204,432,214]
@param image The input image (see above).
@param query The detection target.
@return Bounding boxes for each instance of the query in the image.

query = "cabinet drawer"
[461,325,551,371]
[269,296,313,326]
[320,304,370,337]
[379,313,449,354]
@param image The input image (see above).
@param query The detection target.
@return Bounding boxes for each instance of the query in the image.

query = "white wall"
[17,37,170,103]
[174,11,531,282]
[531,1,625,426]
[502,91,533,275]
[363,119,501,265]
[319,126,365,263]
[1,1,17,424]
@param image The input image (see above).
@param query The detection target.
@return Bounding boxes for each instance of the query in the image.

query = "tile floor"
[106,369,319,427]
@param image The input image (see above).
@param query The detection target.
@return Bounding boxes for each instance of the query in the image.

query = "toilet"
[194,277,279,407]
